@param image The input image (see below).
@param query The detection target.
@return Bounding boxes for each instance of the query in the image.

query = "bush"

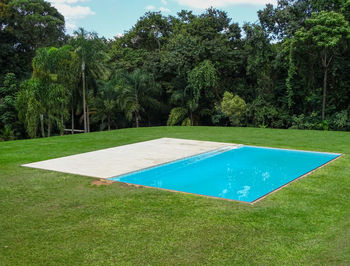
[290,112,329,130]
[246,97,284,128]
[0,126,15,141]
[211,104,229,126]
[221,92,246,126]
[167,107,188,126]
[331,110,350,131]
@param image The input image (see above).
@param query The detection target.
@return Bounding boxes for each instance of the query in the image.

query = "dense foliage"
[1,0,350,140]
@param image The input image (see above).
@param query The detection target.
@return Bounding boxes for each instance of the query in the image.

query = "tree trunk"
[321,50,333,121]
[190,111,193,126]
[108,115,111,131]
[135,112,139,128]
[71,100,74,135]
[82,60,87,133]
[87,104,90,133]
[60,114,64,136]
[40,114,45,138]
[86,81,90,133]
[47,115,51,137]
[322,66,328,121]
[135,93,139,128]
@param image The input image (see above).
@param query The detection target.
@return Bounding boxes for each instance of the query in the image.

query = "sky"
[48,0,277,39]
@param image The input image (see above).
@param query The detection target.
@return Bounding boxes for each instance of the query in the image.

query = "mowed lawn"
[0,127,349,265]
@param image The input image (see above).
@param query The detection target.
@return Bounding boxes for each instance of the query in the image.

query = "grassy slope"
[0,126,349,265]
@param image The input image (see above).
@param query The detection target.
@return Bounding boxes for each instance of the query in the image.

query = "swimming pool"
[109,146,341,203]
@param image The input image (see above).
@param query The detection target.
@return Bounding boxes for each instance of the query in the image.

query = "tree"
[221,92,247,126]
[17,78,68,138]
[70,28,109,133]
[117,69,160,128]
[16,46,73,138]
[33,46,77,136]
[0,0,65,80]
[162,8,244,126]
[16,78,42,138]
[258,0,345,40]
[186,60,218,125]
[122,12,172,52]
[3,4,350,137]
[187,60,218,101]
[0,73,20,137]
[55,46,80,134]
[293,11,350,120]
[94,80,119,131]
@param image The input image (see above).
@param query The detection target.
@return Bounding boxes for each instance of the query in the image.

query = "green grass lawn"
[1,126,349,265]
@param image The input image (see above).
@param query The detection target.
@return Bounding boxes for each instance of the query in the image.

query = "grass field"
[1,126,349,265]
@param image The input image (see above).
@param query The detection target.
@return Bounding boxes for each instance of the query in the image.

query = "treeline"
[1,0,350,140]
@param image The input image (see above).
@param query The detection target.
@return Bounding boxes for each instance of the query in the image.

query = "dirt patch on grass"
[91,179,115,187]
[119,182,142,189]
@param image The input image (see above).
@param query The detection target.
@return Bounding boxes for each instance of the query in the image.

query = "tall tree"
[258,0,345,40]
[55,46,80,134]
[16,46,73,138]
[0,0,65,80]
[293,11,350,120]
[70,28,109,133]
[17,78,68,138]
[94,80,120,131]
[123,12,172,52]
[117,69,160,128]
[186,60,218,125]
[0,73,21,137]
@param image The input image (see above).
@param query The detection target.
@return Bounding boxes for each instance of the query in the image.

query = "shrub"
[167,107,188,126]
[0,126,15,141]
[246,96,288,128]
[331,110,350,131]
[290,112,329,130]
[221,92,246,126]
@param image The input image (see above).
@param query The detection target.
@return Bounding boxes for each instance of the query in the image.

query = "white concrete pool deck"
[22,138,238,179]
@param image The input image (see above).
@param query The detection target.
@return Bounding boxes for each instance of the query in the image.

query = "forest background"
[1,0,350,140]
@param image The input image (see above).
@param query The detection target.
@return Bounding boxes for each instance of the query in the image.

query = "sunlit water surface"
[109,146,340,203]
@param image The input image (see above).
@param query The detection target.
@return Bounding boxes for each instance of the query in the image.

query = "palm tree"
[117,69,160,128]
[54,45,80,134]
[29,47,71,137]
[70,28,109,133]
[167,88,198,126]
[17,78,68,138]
[94,80,119,131]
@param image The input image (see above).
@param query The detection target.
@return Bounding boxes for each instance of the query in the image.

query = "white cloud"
[53,3,95,20]
[161,0,168,5]
[115,33,124,38]
[159,7,171,12]
[145,5,156,10]
[50,0,88,3]
[145,5,171,13]
[173,0,276,9]
[48,0,95,31]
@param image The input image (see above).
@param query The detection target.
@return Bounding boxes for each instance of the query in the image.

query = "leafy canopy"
[295,11,350,48]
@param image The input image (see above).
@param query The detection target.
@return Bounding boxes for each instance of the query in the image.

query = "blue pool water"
[109,146,340,203]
